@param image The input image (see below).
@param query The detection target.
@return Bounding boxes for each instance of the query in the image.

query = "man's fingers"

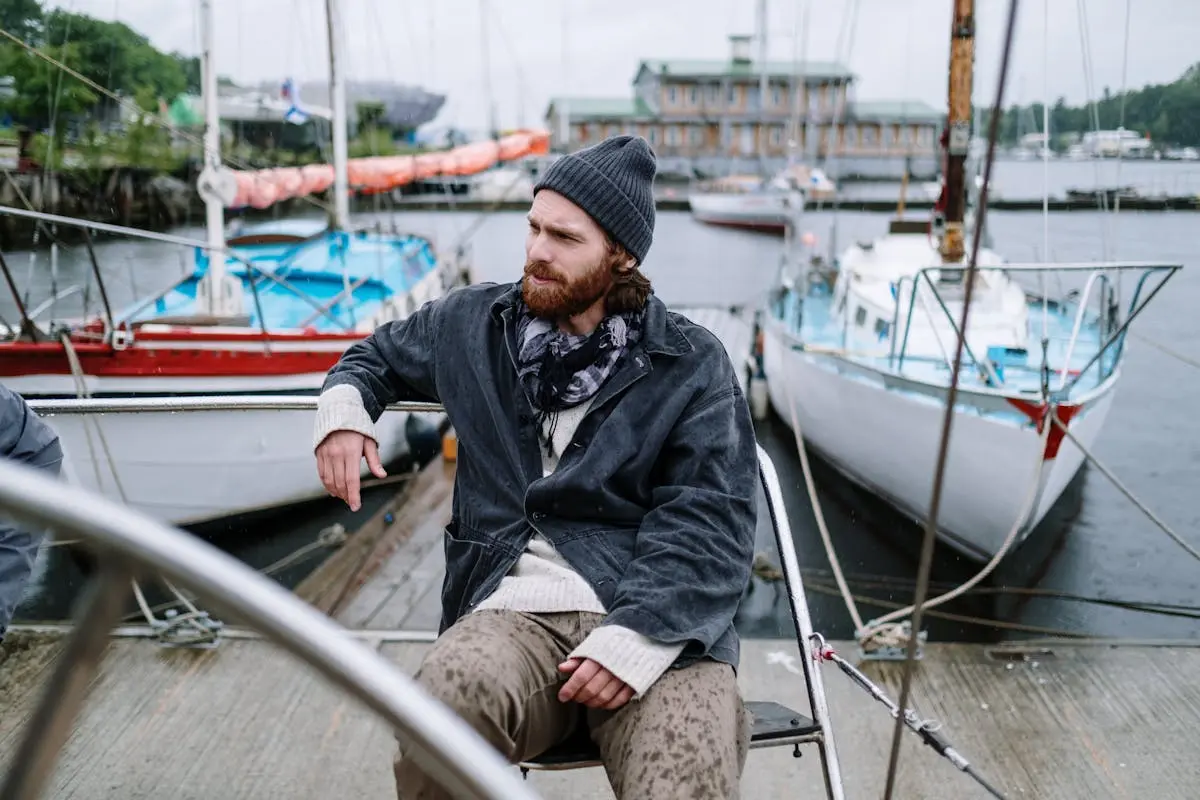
[344,448,362,511]
[604,686,635,711]
[589,677,623,709]
[558,659,601,702]
[317,452,330,492]
[364,438,387,479]
[577,669,617,707]
[331,451,348,503]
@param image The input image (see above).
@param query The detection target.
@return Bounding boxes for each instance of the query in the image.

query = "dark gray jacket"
[323,282,758,670]
[1,383,64,634]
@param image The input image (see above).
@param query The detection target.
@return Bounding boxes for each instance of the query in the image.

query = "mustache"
[524,260,562,282]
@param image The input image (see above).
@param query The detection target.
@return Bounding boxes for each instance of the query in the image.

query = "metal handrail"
[0,457,539,800]
[25,396,444,415]
[756,444,846,800]
[892,261,1181,380]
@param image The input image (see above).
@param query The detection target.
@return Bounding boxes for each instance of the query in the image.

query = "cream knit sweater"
[314,385,683,697]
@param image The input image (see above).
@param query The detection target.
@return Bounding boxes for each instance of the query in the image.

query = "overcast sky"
[46,0,1200,132]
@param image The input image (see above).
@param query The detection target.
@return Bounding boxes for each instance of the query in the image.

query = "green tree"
[0,41,96,129]
[0,0,44,43]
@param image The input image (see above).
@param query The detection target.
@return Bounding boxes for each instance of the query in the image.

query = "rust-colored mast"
[939,0,975,264]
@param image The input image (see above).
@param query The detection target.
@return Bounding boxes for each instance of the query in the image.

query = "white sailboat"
[687,1,835,235]
[11,0,443,525]
[758,0,1180,562]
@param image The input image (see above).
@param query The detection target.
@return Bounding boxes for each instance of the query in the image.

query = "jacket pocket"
[440,519,502,625]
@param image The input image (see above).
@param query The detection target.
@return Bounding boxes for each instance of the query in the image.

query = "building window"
[667,86,678,106]
[687,86,698,106]
[607,124,619,138]
[690,126,705,145]
[769,126,783,146]
[861,125,878,146]
[647,127,660,145]
[727,84,738,105]
[917,126,933,147]
[666,125,681,146]
[882,125,896,147]
[844,124,858,148]
[707,84,720,106]
[772,85,783,108]
[899,126,912,146]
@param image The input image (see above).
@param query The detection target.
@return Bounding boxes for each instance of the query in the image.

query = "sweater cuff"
[568,624,685,698]
[312,384,376,451]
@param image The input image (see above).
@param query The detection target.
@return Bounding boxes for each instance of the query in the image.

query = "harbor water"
[4,180,1199,645]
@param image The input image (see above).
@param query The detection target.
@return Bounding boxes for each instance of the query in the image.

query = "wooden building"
[545,36,943,175]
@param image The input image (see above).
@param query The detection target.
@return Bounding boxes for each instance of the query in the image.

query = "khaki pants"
[394,609,749,799]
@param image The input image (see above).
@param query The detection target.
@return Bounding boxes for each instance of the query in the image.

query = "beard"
[522,255,614,319]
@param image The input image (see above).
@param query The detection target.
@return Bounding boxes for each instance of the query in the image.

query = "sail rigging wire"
[879,1,1023,798]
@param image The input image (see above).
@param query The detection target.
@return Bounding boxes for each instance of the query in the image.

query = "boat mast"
[756,0,770,176]
[939,0,975,265]
[198,0,227,316]
[324,0,351,230]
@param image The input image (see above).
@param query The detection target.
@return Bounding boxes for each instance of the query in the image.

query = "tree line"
[1,0,200,132]
[977,63,1200,149]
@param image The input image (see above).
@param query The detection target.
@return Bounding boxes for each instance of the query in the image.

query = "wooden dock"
[3,623,1198,798]
[4,454,1199,798]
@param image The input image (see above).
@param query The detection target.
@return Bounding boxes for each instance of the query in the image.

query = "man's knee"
[413,633,502,722]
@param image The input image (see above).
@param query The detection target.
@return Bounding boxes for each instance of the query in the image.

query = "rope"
[60,333,223,646]
[862,415,1053,634]
[1050,415,1200,562]
[1131,331,1200,371]
[881,3,1022,797]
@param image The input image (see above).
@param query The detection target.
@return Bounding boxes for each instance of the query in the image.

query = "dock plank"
[1,632,1196,799]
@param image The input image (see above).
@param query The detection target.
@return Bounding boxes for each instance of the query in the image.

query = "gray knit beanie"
[533,135,657,264]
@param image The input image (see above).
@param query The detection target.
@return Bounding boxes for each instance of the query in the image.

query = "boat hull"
[31,398,413,526]
[688,192,790,234]
[761,318,1114,561]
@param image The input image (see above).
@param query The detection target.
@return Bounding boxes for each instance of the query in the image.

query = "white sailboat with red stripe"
[0,0,464,526]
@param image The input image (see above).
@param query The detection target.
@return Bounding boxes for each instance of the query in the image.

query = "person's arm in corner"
[0,384,64,637]
[314,296,445,510]
[563,372,758,702]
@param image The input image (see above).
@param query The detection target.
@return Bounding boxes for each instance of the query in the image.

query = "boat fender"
[749,374,769,421]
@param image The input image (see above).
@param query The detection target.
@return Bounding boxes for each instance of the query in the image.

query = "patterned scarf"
[515,301,643,450]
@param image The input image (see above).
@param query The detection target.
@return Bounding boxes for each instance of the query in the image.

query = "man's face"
[523,190,618,319]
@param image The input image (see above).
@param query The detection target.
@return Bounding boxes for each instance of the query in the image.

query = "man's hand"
[316,430,386,512]
[557,657,635,710]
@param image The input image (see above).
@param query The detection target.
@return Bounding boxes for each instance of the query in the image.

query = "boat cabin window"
[874,318,890,338]
[854,306,868,327]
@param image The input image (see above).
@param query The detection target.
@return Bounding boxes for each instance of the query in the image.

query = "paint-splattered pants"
[393,609,749,799]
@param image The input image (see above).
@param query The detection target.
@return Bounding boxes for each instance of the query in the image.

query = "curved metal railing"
[0,456,540,800]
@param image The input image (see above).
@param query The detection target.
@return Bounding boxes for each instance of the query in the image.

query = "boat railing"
[892,260,1180,396]
[0,424,538,800]
[0,205,449,340]
[11,395,847,798]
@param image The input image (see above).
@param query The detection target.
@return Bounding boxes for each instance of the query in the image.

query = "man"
[313,135,758,799]
[0,383,64,643]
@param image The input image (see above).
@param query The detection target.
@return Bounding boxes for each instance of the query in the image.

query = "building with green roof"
[544,35,944,178]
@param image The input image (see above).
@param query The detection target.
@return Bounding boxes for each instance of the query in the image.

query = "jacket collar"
[489,280,693,358]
